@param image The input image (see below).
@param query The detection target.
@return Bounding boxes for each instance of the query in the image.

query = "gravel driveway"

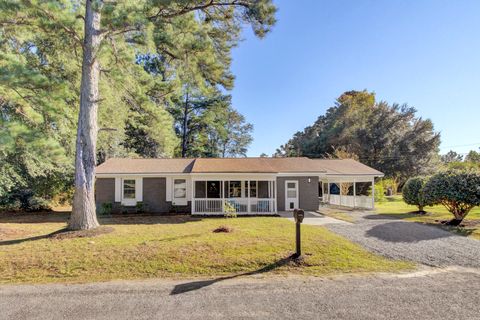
[324,212,480,268]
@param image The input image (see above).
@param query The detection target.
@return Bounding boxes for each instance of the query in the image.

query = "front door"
[285,180,299,211]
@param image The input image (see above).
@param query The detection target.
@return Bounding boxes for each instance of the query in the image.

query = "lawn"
[0,212,412,284]
[376,196,480,240]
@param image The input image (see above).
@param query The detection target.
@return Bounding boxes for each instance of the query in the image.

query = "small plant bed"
[212,225,234,233]
[0,212,412,284]
[376,196,480,240]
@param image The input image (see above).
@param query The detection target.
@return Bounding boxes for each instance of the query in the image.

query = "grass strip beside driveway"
[376,196,480,240]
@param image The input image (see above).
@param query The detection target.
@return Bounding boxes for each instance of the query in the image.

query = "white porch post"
[247,180,250,213]
[327,182,330,204]
[221,180,225,213]
[371,178,375,209]
[353,179,356,209]
[268,180,271,212]
[191,179,195,214]
[339,182,342,206]
[274,180,277,212]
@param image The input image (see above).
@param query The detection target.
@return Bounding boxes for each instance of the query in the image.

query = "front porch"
[191,179,277,215]
[320,177,375,209]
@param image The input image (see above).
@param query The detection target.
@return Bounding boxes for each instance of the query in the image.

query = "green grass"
[0,213,412,284]
[376,196,480,239]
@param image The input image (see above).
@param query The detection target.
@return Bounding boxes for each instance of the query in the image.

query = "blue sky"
[230,0,480,157]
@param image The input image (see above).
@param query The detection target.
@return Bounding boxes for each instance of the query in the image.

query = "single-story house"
[95,157,384,215]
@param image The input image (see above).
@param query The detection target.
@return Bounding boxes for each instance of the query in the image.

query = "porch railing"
[193,198,275,214]
[327,194,373,209]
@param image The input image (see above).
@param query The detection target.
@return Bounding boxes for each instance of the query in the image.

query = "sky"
[230,0,480,157]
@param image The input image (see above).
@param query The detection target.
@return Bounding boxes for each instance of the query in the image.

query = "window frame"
[173,178,187,199]
[122,179,136,200]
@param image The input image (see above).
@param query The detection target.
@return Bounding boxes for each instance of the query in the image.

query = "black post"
[293,209,304,259]
[295,221,301,258]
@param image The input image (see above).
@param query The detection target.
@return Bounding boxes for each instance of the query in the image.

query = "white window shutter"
[115,178,121,202]
[166,177,172,201]
[135,178,143,202]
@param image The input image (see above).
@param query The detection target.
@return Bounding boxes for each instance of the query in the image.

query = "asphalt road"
[1,268,479,320]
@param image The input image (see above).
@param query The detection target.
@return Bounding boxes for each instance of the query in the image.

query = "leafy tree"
[441,150,463,164]
[1,1,276,229]
[402,176,430,213]
[217,106,253,157]
[259,153,269,157]
[275,90,441,181]
[423,170,480,225]
[170,94,252,157]
[465,149,480,163]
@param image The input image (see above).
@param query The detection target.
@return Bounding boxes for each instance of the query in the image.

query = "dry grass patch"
[0,214,413,284]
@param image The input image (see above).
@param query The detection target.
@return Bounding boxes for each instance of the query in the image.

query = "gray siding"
[276,176,319,211]
[143,177,170,213]
[95,178,115,204]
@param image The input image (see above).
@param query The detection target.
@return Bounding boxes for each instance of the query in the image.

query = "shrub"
[135,201,145,213]
[423,170,480,225]
[0,190,51,212]
[224,201,237,218]
[99,202,113,215]
[369,184,385,202]
[402,176,430,212]
[26,196,51,212]
[0,198,22,212]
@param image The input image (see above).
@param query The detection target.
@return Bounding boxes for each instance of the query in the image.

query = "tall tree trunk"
[181,90,189,158]
[68,0,103,230]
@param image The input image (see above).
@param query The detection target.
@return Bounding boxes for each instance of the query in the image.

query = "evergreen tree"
[0,0,276,229]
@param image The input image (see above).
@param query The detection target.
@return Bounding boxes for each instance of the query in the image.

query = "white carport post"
[371,178,375,209]
[353,178,356,209]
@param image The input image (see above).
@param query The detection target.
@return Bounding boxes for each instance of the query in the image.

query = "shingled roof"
[96,157,383,176]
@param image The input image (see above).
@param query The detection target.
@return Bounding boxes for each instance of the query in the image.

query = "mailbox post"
[293,209,304,258]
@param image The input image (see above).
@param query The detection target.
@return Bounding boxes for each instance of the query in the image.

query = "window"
[123,179,136,199]
[286,182,297,198]
[229,181,242,198]
[249,181,257,197]
[207,181,221,198]
[174,179,186,199]
[195,181,206,198]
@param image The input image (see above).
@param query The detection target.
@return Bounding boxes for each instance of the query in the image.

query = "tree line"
[275,90,480,181]
[0,0,277,228]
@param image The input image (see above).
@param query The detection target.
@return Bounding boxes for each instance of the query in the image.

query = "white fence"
[193,198,275,214]
[327,195,373,209]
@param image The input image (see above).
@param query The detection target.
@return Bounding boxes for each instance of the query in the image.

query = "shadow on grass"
[365,221,453,243]
[171,255,299,295]
[0,229,68,246]
[0,212,204,225]
[363,213,419,220]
